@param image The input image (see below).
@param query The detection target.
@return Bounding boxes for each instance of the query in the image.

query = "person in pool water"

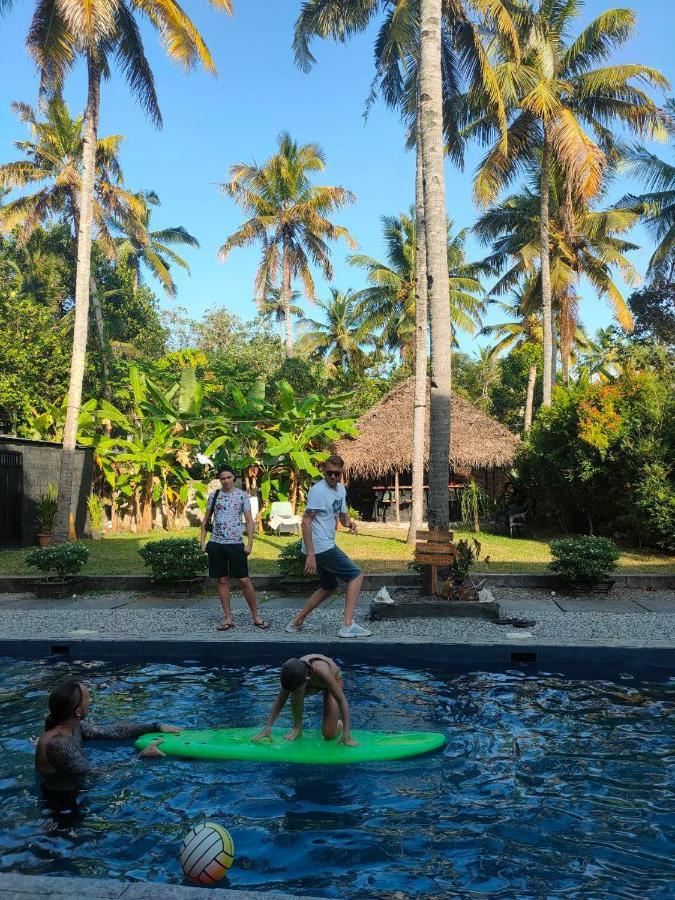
[35,680,181,786]
[252,654,358,747]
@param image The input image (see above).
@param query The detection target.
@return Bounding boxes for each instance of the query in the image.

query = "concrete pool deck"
[0,872,322,899]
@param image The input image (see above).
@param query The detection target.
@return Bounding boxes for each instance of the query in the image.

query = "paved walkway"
[0,586,672,647]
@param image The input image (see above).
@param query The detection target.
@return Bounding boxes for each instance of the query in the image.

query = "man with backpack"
[200,465,270,632]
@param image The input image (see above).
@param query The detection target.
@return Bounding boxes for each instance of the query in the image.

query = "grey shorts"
[313,546,362,590]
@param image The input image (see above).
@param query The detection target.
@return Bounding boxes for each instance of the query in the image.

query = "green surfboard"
[135,727,445,764]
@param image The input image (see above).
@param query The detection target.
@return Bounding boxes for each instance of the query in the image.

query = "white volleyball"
[179,821,234,884]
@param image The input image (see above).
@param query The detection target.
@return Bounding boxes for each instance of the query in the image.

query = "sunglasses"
[324,470,343,478]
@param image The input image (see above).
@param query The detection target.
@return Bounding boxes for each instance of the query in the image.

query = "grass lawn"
[1,526,672,576]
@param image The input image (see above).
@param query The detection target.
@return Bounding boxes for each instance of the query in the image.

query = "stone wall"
[0,437,94,545]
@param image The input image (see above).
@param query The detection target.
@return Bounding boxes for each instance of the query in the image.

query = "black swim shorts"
[206,541,249,579]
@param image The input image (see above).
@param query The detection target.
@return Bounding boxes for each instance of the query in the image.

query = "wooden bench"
[414,529,456,596]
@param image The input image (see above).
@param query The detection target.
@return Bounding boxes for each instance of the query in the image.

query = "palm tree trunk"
[282,236,293,358]
[90,276,112,404]
[540,132,553,407]
[524,364,536,432]
[53,56,101,541]
[551,311,558,388]
[419,0,451,531]
[407,117,428,545]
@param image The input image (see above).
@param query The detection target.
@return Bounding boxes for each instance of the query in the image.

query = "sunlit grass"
[0,526,672,576]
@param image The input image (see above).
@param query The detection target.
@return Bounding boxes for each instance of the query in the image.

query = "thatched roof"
[335,377,519,479]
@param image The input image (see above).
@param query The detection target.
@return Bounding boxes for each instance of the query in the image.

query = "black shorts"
[206,541,249,579]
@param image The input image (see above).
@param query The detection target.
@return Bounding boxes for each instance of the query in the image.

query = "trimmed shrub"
[549,536,620,585]
[277,540,309,578]
[138,538,207,580]
[26,543,89,579]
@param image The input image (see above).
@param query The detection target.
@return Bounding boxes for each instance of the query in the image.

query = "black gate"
[0,450,23,543]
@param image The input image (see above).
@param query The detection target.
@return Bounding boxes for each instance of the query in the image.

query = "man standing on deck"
[200,465,270,632]
[285,455,371,639]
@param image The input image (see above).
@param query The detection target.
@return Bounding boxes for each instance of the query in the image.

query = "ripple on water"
[0,657,673,898]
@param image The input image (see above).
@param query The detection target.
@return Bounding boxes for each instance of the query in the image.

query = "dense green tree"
[627,281,675,347]
[519,365,675,547]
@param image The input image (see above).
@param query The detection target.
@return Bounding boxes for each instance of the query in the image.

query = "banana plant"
[257,381,356,512]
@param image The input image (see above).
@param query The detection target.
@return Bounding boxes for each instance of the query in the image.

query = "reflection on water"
[0,657,673,898]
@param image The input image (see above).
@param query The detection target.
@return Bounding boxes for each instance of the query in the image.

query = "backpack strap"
[207,488,220,518]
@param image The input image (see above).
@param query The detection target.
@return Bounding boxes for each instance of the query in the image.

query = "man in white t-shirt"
[286,455,371,639]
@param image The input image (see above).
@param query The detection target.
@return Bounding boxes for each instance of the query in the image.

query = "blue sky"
[1,0,673,355]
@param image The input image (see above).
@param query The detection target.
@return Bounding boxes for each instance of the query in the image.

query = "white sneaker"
[285,621,303,633]
[338,622,372,639]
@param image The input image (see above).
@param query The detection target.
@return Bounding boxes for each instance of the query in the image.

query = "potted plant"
[549,536,620,592]
[442,539,481,600]
[138,537,207,596]
[87,493,105,540]
[35,484,58,546]
[25,543,90,598]
[277,539,321,594]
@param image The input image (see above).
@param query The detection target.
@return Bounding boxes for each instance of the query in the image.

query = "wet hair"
[280,658,310,692]
[216,464,236,478]
[45,680,84,730]
[323,455,344,469]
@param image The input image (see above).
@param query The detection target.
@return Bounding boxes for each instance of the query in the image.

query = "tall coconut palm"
[115,191,199,297]
[294,0,519,532]
[218,133,356,359]
[0,96,141,403]
[475,172,641,385]
[618,99,675,282]
[296,288,373,376]
[5,0,233,541]
[471,0,669,406]
[349,208,485,361]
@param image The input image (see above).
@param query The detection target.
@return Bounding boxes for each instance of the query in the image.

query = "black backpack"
[205,488,221,532]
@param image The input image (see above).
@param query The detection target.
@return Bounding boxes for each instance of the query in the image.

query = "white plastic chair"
[268,501,302,535]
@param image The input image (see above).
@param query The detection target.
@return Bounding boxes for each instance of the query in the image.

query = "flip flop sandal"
[216,623,235,631]
[253,620,271,630]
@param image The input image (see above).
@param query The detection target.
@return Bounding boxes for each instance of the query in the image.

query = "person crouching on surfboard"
[252,654,358,747]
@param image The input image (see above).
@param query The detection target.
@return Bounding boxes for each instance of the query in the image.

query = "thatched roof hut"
[335,377,519,479]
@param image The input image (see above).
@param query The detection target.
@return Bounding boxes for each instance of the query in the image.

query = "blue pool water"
[0,656,673,898]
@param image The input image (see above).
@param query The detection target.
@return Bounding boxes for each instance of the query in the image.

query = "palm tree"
[618,99,675,282]
[349,208,485,361]
[115,191,199,297]
[218,132,356,358]
[294,0,519,532]
[259,286,304,343]
[0,97,140,404]
[475,172,641,385]
[296,288,373,376]
[471,1,669,406]
[3,0,232,541]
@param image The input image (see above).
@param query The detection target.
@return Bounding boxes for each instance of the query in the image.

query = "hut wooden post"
[394,470,400,524]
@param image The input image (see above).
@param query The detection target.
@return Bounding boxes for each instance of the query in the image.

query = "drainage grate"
[511,651,537,665]
[50,644,70,656]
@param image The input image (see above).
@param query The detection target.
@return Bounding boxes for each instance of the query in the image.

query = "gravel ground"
[0,587,672,644]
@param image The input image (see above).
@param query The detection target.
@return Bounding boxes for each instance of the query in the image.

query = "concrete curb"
[0,872,321,899]
[0,635,673,673]
[0,572,673,593]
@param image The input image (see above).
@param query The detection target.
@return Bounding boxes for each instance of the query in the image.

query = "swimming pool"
[1,656,673,898]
